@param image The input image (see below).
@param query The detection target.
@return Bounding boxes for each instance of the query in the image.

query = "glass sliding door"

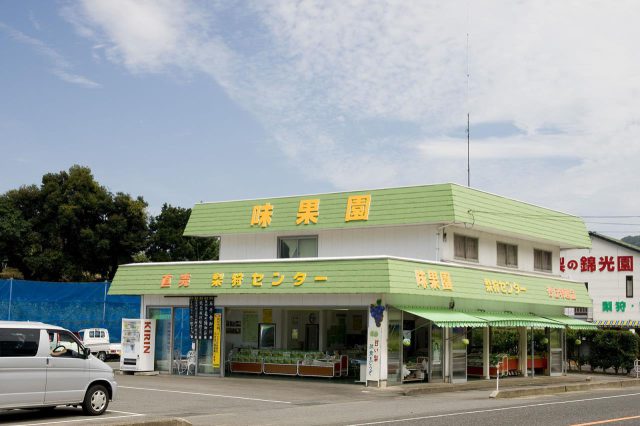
[173,307,193,374]
[173,308,192,359]
[148,307,172,373]
[430,325,444,382]
[451,327,467,383]
[387,308,402,386]
[549,328,563,376]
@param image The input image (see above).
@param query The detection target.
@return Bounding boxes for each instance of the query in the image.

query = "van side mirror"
[83,348,91,358]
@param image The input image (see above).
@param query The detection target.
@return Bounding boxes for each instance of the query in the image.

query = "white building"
[561,232,639,327]
[111,183,594,385]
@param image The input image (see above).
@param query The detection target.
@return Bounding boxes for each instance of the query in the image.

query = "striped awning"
[399,307,488,328]
[471,312,564,328]
[543,315,598,330]
[594,320,640,328]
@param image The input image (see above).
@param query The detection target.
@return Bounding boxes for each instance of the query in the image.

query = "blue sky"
[1,1,639,237]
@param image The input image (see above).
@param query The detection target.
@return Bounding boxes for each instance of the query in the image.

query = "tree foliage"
[568,329,640,374]
[622,235,640,248]
[0,166,219,281]
[0,166,148,281]
[146,203,218,262]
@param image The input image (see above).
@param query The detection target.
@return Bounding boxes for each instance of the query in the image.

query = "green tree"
[622,235,640,248]
[146,204,218,262]
[0,165,148,281]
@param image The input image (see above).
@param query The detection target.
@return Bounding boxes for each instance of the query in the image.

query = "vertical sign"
[212,310,222,368]
[190,296,215,340]
[366,309,381,384]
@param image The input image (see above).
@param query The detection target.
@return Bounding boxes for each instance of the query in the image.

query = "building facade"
[110,183,594,386]
[562,232,639,327]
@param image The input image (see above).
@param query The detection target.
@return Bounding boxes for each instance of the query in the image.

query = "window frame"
[0,328,41,358]
[533,249,553,273]
[277,235,319,259]
[453,234,479,262]
[626,275,634,298]
[496,242,518,268]
[48,330,85,359]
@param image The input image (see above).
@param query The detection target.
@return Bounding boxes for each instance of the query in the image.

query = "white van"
[0,321,117,415]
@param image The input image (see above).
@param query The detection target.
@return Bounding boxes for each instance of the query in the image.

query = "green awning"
[471,312,564,328]
[400,307,487,328]
[544,315,598,330]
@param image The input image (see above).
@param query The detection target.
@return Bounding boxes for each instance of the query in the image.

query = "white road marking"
[347,391,640,425]
[14,411,144,426]
[119,385,293,404]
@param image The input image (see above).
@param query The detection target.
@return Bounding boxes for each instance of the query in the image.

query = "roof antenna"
[466,31,471,188]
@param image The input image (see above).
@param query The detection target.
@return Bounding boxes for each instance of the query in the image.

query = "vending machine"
[120,318,156,372]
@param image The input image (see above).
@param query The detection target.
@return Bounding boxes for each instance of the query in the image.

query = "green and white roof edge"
[110,255,592,309]
[184,183,590,249]
[397,308,595,329]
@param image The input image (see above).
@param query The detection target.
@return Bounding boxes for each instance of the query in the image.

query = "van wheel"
[82,384,109,416]
[97,352,107,361]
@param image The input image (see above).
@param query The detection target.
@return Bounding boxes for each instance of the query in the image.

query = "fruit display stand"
[228,349,345,378]
[263,355,299,376]
[297,358,341,378]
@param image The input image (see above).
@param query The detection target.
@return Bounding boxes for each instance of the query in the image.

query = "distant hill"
[622,235,640,248]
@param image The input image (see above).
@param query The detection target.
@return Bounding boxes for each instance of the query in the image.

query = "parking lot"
[0,371,391,425]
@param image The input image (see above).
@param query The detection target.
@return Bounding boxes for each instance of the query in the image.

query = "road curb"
[492,379,640,398]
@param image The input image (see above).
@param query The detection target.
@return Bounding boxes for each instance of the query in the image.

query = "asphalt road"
[1,374,640,425]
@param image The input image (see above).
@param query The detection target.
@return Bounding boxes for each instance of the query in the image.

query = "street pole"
[8,277,13,321]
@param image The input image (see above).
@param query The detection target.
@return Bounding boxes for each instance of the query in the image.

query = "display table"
[263,363,298,376]
[230,361,262,374]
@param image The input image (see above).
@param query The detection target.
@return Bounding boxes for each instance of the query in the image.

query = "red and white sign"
[560,256,633,273]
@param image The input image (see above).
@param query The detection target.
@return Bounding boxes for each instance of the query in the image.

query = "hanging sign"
[189,296,215,340]
[212,310,222,368]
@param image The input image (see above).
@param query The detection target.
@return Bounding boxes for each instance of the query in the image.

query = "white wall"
[561,237,639,322]
[220,224,439,261]
[220,223,561,276]
[439,225,561,275]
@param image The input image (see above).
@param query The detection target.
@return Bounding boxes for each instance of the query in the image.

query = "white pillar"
[483,327,490,380]
[444,328,452,382]
[518,327,528,377]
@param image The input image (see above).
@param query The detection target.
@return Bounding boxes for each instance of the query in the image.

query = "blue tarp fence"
[0,279,140,342]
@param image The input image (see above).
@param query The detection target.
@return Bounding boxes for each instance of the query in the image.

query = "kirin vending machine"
[120,318,156,372]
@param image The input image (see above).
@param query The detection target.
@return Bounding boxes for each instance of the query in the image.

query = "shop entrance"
[225,307,368,381]
[450,327,467,383]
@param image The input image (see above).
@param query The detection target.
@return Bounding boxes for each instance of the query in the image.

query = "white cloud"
[62,0,640,235]
[0,22,100,88]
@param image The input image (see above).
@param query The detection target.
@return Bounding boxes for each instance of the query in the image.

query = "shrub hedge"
[567,329,640,374]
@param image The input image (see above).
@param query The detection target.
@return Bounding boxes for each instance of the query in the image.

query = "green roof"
[183,183,590,248]
[400,307,488,328]
[110,256,592,309]
[590,232,640,254]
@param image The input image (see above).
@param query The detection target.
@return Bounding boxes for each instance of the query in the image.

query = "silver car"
[0,321,117,415]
